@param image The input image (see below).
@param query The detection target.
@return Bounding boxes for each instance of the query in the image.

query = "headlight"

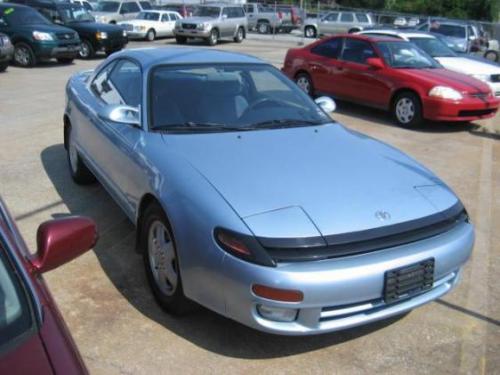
[197,22,209,30]
[471,74,490,82]
[96,31,108,40]
[122,29,127,37]
[32,31,53,41]
[135,25,146,31]
[429,86,463,100]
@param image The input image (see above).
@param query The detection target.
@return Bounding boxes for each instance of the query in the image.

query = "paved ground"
[0,35,499,375]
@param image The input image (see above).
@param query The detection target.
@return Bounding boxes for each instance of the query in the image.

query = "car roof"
[339,34,401,43]
[199,2,239,7]
[361,29,435,39]
[115,47,266,69]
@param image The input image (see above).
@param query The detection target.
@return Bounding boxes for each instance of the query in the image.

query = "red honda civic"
[0,198,97,374]
[282,34,500,127]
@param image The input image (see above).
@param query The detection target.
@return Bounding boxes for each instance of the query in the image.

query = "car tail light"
[252,284,303,302]
[214,228,275,267]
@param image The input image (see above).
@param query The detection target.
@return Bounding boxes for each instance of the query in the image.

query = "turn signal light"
[252,284,304,302]
[216,230,251,256]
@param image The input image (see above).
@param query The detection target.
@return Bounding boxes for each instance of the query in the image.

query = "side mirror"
[366,57,384,69]
[315,96,336,113]
[31,217,97,274]
[102,105,141,127]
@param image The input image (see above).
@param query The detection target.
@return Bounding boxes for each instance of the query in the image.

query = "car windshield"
[1,7,50,25]
[60,6,94,22]
[193,6,220,18]
[433,24,466,39]
[409,37,456,58]
[139,1,152,10]
[150,64,332,132]
[377,41,440,69]
[95,1,119,12]
[0,245,33,348]
[137,11,159,20]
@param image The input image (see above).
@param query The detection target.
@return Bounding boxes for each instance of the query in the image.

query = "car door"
[306,37,344,96]
[79,59,145,216]
[337,12,354,33]
[220,7,233,37]
[319,12,338,35]
[338,38,392,108]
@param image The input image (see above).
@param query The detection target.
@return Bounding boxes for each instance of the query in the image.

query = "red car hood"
[401,68,491,94]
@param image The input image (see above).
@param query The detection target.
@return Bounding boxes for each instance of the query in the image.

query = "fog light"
[257,304,298,322]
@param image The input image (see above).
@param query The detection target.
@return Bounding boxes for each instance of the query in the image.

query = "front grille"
[491,74,500,83]
[121,24,133,31]
[458,109,496,117]
[56,32,76,41]
[469,92,490,99]
[263,207,468,263]
[182,23,196,29]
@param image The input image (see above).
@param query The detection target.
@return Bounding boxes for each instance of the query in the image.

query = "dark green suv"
[11,0,128,59]
[0,3,80,67]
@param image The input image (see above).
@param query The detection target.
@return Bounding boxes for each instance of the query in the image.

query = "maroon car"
[0,198,97,374]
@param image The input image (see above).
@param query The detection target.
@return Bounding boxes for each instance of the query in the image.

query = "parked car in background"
[64,47,475,335]
[244,2,303,34]
[283,34,499,127]
[0,197,97,374]
[303,11,373,38]
[92,0,148,24]
[417,20,479,53]
[0,32,14,72]
[118,10,181,41]
[0,3,80,67]
[358,30,500,97]
[173,3,246,46]
[155,3,196,18]
[10,0,128,59]
[71,0,93,12]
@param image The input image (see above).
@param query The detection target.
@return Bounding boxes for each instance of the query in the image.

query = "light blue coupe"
[64,47,474,335]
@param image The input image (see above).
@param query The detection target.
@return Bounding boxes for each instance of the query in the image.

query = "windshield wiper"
[245,119,325,129]
[153,122,254,132]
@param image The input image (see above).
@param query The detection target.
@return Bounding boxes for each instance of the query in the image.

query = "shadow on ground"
[41,143,406,359]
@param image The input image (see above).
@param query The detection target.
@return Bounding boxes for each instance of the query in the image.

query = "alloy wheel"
[79,42,90,58]
[148,221,178,296]
[296,76,311,95]
[14,46,30,66]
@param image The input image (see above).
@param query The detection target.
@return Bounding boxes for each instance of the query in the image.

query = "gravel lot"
[0,34,499,374]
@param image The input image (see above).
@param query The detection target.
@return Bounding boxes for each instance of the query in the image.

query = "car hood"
[16,23,75,34]
[118,19,157,26]
[435,56,500,76]
[181,17,217,23]
[161,124,459,238]
[400,68,491,93]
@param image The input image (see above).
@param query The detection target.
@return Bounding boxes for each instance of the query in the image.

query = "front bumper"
[174,28,211,38]
[96,37,128,52]
[423,95,500,122]
[220,221,474,335]
[125,31,148,39]
[33,42,80,59]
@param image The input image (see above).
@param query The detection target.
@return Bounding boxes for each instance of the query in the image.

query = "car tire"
[295,72,314,97]
[13,42,36,68]
[207,29,218,46]
[79,39,95,59]
[257,22,270,34]
[348,28,360,33]
[67,126,96,184]
[0,62,8,72]
[146,29,156,41]
[141,202,192,315]
[57,58,74,64]
[484,50,499,63]
[304,26,316,38]
[392,92,423,128]
[175,36,187,44]
[233,27,244,43]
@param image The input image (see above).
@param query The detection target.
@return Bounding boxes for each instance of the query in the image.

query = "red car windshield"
[376,41,440,69]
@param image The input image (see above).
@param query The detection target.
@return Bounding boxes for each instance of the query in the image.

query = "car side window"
[222,7,229,18]
[356,13,369,23]
[161,13,169,21]
[108,60,142,107]
[235,7,245,17]
[340,13,354,22]
[37,7,61,23]
[168,13,176,21]
[311,38,342,59]
[122,2,140,14]
[90,61,120,104]
[341,39,377,64]
[324,12,338,22]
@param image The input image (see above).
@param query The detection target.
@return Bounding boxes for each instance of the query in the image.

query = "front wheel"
[141,203,192,315]
[146,29,156,41]
[207,29,218,46]
[175,36,187,44]
[67,126,96,184]
[79,40,95,59]
[484,50,499,62]
[304,26,317,38]
[295,72,314,96]
[14,42,36,67]
[257,22,270,34]
[233,27,244,43]
[392,92,423,128]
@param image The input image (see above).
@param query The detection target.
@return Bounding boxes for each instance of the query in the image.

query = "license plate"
[384,259,434,304]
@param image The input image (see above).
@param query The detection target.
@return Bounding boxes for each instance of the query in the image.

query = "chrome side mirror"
[315,96,336,113]
[103,105,141,127]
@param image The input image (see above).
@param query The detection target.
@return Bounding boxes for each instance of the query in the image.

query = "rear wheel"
[141,203,192,315]
[0,62,8,72]
[67,126,96,184]
[207,28,218,46]
[14,42,36,67]
[146,29,156,41]
[392,92,423,128]
[257,21,270,34]
[295,72,314,96]
[304,26,316,38]
[233,27,244,43]
[175,35,187,44]
[79,39,95,59]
